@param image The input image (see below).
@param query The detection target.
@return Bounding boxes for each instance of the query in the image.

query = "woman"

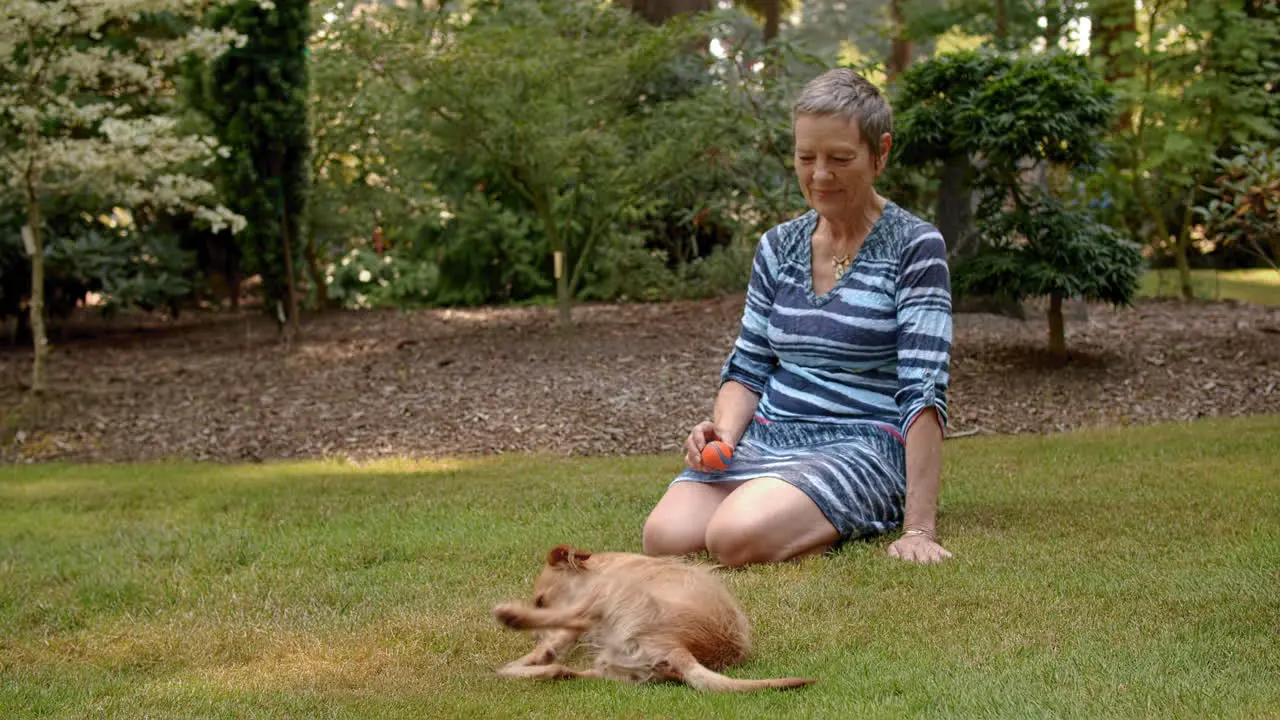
[642,68,953,566]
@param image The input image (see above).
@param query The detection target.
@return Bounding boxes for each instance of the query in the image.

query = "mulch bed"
[2,295,1277,463]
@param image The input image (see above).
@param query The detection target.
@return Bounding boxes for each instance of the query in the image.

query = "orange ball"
[701,440,733,471]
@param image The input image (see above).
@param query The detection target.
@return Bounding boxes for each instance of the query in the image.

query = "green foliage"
[412,191,546,307]
[45,224,194,315]
[787,0,944,66]
[895,49,1140,354]
[1089,0,1280,274]
[187,0,311,313]
[305,1,816,313]
[580,232,757,303]
[413,1,721,313]
[0,199,195,325]
[324,248,439,310]
[1,0,247,348]
[954,196,1143,306]
[895,50,1113,187]
[1195,143,1280,267]
[306,0,428,266]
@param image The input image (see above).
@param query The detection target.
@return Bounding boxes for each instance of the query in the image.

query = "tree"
[0,0,247,395]
[791,0,943,70]
[413,2,732,327]
[187,0,310,340]
[1093,0,1280,299]
[621,0,712,25]
[891,49,1003,257]
[306,1,434,310]
[896,49,1142,359]
[736,0,798,44]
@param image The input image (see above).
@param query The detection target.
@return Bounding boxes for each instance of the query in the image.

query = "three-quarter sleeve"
[893,225,952,435]
[720,231,781,394]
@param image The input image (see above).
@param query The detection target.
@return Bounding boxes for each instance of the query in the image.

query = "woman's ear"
[877,132,893,171]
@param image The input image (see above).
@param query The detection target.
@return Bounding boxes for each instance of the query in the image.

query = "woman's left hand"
[887,534,953,563]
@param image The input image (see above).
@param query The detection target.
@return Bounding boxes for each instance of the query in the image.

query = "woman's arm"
[713,380,761,448]
[887,407,952,563]
[891,223,953,563]
[687,230,781,470]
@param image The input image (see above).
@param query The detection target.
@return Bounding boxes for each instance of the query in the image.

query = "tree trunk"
[1173,225,1194,301]
[280,190,301,342]
[763,0,781,43]
[1091,0,1138,129]
[536,192,573,329]
[555,249,571,330]
[22,219,48,396]
[1174,253,1194,300]
[936,155,976,258]
[887,0,913,82]
[1043,0,1063,50]
[302,234,331,310]
[994,0,1008,45]
[622,0,711,24]
[22,158,48,396]
[225,242,242,311]
[1048,292,1066,360]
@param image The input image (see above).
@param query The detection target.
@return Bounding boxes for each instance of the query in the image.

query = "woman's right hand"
[685,421,728,472]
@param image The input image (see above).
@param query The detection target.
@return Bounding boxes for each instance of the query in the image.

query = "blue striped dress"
[673,201,952,540]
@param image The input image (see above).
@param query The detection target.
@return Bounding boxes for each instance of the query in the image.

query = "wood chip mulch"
[2,295,1277,464]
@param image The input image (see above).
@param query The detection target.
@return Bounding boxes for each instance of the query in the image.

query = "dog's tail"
[667,649,815,692]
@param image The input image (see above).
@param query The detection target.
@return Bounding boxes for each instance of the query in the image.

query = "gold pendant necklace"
[832,254,851,278]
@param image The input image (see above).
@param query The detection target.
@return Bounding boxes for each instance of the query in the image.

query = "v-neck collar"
[801,201,895,306]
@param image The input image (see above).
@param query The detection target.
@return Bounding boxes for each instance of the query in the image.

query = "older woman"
[642,68,953,566]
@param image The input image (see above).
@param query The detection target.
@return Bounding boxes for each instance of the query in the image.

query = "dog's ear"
[547,544,592,570]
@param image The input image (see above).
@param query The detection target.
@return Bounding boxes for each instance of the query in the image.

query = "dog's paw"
[492,602,528,629]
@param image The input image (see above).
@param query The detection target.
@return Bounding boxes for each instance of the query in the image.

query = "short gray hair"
[792,68,893,166]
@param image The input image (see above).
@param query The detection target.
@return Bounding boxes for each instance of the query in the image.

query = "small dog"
[491,544,815,692]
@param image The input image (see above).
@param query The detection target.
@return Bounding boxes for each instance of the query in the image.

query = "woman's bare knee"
[704,478,839,567]
[642,514,704,556]
[704,517,802,566]
[641,481,737,557]
[704,520,770,567]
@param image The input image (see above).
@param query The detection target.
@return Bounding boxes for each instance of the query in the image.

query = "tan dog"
[491,544,815,692]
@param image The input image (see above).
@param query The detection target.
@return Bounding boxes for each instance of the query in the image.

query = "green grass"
[2,416,1279,719]
[1140,267,1280,305]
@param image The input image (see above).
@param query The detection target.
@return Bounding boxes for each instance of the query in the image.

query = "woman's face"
[793,113,891,222]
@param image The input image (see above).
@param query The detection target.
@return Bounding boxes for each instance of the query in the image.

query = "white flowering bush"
[324,248,439,310]
[1,0,257,391]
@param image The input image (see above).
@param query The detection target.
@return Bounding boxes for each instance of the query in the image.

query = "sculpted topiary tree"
[895,50,1143,360]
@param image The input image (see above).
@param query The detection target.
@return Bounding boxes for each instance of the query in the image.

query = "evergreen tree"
[188,0,310,338]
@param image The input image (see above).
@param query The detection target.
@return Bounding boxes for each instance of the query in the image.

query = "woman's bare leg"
[704,477,840,567]
[642,480,743,556]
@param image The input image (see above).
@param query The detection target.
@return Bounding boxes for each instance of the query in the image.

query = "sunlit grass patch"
[1140,267,1280,305]
[2,415,1278,718]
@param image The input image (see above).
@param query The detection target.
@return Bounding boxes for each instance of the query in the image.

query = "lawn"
[1140,267,1280,305]
[2,415,1278,719]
